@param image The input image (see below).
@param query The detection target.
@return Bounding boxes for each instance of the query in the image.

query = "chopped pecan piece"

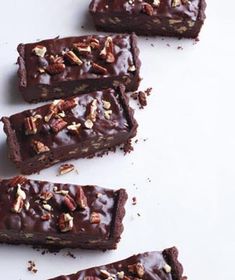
[163,263,172,273]
[8,176,28,187]
[117,272,125,279]
[32,140,50,154]
[59,163,75,175]
[44,100,62,122]
[153,0,160,7]
[32,45,47,57]
[102,100,111,110]
[24,116,38,135]
[91,63,108,75]
[100,270,111,279]
[64,195,77,212]
[41,213,51,221]
[49,55,64,65]
[104,110,112,120]
[42,203,52,211]
[100,37,115,63]
[128,263,145,278]
[73,42,91,55]
[90,212,101,224]
[172,0,181,7]
[58,213,74,232]
[76,187,88,210]
[64,51,83,65]
[59,99,78,111]
[89,38,100,49]
[16,185,26,200]
[12,195,24,213]
[84,119,94,129]
[87,99,98,122]
[67,122,81,134]
[142,3,154,16]
[46,63,65,75]
[39,191,53,201]
[50,118,67,133]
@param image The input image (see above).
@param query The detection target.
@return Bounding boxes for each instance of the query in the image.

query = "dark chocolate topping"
[5,88,132,161]
[49,247,185,280]
[0,177,124,240]
[19,34,137,88]
[90,0,203,21]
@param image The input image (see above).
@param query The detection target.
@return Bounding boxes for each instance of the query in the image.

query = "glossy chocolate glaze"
[2,87,137,174]
[90,0,206,38]
[0,177,127,249]
[49,247,185,280]
[17,34,141,102]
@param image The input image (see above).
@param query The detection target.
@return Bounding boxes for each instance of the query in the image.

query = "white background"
[0,0,234,279]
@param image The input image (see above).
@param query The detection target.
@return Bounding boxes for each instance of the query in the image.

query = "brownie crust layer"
[49,247,185,280]
[0,176,128,250]
[17,34,141,103]
[1,87,137,175]
[89,0,206,38]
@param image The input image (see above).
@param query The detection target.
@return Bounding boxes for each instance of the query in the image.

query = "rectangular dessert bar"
[89,0,206,38]
[1,86,137,175]
[0,176,127,250]
[48,247,185,280]
[17,33,141,103]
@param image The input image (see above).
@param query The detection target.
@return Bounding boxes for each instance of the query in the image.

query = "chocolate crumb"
[177,46,183,50]
[132,197,137,205]
[27,260,38,274]
[130,88,152,109]
[137,213,141,217]
[65,251,76,259]
[123,139,134,154]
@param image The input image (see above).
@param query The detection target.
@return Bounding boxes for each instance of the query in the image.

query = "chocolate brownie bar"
[48,247,185,280]
[0,176,127,250]
[17,34,141,103]
[89,0,206,38]
[1,87,137,175]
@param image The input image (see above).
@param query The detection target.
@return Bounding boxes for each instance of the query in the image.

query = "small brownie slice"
[89,0,206,38]
[17,33,141,103]
[1,87,137,175]
[48,247,185,280]
[0,176,128,250]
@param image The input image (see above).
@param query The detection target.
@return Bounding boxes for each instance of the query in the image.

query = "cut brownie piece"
[48,247,186,280]
[89,0,206,38]
[1,87,137,175]
[0,176,128,250]
[17,33,141,103]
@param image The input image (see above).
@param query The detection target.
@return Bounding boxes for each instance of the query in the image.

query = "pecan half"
[8,176,28,187]
[76,187,88,210]
[24,116,38,135]
[46,63,65,75]
[50,118,67,133]
[142,3,154,16]
[58,213,74,232]
[90,212,101,224]
[32,140,50,154]
[64,51,83,65]
[128,263,145,278]
[91,63,108,75]
[64,195,77,212]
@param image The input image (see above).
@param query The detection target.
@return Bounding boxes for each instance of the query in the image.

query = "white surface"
[0,0,234,279]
